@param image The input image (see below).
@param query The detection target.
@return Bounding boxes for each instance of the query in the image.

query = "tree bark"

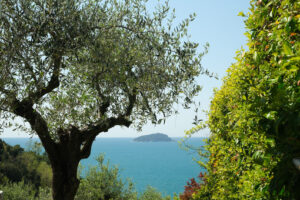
[49,136,81,200]
[46,127,84,200]
[52,160,80,200]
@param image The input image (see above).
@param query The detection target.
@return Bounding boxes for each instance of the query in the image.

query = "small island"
[133,133,173,142]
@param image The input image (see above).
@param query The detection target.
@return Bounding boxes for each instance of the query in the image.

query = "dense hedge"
[193,0,299,199]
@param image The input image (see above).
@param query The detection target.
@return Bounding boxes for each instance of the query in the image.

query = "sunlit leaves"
[192,0,300,199]
[0,0,208,135]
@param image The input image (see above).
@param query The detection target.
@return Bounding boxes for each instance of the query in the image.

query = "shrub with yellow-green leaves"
[193,0,299,199]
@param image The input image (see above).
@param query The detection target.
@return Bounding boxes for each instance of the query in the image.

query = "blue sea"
[1,137,206,196]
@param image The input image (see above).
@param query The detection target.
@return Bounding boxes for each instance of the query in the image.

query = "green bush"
[0,139,52,188]
[37,187,52,200]
[139,186,171,200]
[193,0,299,199]
[0,181,36,200]
[75,155,173,200]
[75,154,137,200]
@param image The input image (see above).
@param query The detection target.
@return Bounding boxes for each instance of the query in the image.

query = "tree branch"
[79,89,136,159]
[140,91,157,121]
[11,98,56,156]
[27,55,61,103]
[79,116,132,159]
[124,88,136,117]
[92,72,111,116]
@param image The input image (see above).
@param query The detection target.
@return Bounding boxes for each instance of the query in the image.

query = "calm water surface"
[2,137,206,196]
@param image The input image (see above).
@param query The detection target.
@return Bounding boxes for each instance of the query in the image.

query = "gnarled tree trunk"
[47,129,84,200]
[51,160,80,200]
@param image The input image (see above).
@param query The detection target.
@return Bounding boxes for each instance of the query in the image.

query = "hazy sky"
[1,0,250,138]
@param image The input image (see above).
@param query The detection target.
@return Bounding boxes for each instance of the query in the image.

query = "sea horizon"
[0,136,207,138]
[1,137,207,196]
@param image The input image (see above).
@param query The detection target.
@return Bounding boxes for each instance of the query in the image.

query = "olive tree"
[0,0,208,199]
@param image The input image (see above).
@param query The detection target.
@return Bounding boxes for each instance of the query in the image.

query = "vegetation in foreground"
[0,139,176,200]
[0,139,52,189]
[187,0,299,199]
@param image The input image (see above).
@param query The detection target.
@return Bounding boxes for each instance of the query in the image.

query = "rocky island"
[133,133,173,142]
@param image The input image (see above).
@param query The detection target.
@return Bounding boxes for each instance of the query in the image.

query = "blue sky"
[2,0,250,138]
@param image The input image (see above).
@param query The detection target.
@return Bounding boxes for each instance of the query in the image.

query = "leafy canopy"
[0,0,208,138]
